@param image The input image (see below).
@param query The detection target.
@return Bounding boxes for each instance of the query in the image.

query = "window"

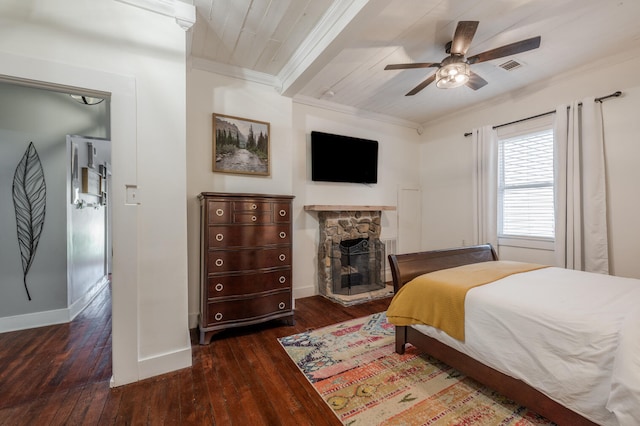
[498,121,555,243]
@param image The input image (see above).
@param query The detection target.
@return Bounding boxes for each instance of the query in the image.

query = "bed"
[387,244,640,426]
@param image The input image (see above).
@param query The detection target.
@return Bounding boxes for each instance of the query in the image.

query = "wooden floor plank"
[0,281,392,424]
[178,348,215,424]
[76,382,111,426]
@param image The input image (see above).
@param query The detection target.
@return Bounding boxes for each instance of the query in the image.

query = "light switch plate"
[125,185,140,205]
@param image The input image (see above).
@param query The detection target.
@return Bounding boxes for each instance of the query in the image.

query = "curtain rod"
[463,91,622,137]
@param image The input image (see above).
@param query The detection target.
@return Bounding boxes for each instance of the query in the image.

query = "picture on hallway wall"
[212,113,270,176]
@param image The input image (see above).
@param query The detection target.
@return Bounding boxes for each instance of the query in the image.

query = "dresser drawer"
[207,269,291,298]
[207,201,231,224]
[232,211,272,224]
[208,224,291,248]
[233,200,271,212]
[206,291,292,326]
[273,202,291,223]
[207,247,291,272]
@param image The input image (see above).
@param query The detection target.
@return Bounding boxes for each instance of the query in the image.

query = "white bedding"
[410,267,640,426]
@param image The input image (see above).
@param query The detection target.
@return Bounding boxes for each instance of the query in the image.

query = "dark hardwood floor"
[0,284,392,425]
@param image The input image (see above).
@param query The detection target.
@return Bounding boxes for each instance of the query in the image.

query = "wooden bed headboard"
[388,244,498,293]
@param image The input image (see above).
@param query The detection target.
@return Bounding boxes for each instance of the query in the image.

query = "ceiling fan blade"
[385,62,438,70]
[406,74,436,96]
[466,72,488,90]
[450,21,479,56]
[467,36,541,64]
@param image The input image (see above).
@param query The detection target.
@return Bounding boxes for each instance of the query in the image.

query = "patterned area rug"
[278,312,555,426]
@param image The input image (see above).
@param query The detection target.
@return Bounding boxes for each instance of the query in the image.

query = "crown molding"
[114,0,195,30]
[189,57,280,88]
[293,95,420,130]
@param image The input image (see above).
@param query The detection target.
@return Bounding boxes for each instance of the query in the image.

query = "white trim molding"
[293,95,420,130]
[189,57,280,88]
[293,285,316,300]
[0,278,109,333]
[0,307,69,334]
[137,345,192,380]
[69,277,110,321]
[114,0,196,30]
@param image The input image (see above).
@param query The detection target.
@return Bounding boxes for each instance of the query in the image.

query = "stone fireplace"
[305,205,395,305]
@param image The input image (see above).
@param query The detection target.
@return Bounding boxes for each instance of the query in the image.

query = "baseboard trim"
[0,307,69,333]
[69,277,110,320]
[188,312,199,330]
[293,285,316,300]
[137,345,193,381]
[0,277,109,333]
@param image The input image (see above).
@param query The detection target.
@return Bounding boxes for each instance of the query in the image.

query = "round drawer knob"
[215,208,224,216]
[215,233,224,241]
[279,232,286,239]
[279,276,286,284]
[251,204,257,210]
[215,259,224,267]
[215,283,224,292]
[278,302,286,310]
[214,312,223,321]
[251,216,257,222]
[279,254,286,262]
[279,209,286,217]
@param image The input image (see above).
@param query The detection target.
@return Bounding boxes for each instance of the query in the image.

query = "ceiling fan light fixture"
[436,62,470,89]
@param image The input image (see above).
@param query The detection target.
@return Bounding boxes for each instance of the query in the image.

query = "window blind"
[498,128,554,239]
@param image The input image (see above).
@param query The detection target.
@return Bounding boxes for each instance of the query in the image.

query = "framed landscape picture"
[212,113,270,176]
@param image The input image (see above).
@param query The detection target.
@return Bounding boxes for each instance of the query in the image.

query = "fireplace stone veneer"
[304,205,395,305]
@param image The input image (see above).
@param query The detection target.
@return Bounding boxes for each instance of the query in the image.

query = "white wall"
[186,69,422,326]
[186,69,294,326]
[0,0,191,385]
[291,102,422,298]
[420,47,640,278]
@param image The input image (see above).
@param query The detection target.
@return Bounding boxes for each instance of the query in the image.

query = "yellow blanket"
[386,261,548,341]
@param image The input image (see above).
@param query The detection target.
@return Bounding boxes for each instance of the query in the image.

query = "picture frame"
[212,113,270,176]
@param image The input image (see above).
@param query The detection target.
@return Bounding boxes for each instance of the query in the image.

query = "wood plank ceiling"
[190,0,334,76]
[188,0,640,126]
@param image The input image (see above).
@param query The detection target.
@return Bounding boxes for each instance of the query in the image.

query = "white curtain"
[471,125,499,250]
[554,98,609,273]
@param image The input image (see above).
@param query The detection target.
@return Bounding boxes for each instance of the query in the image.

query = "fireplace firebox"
[330,237,385,295]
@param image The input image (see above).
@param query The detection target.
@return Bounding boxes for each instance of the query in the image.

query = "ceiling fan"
[385,21,541,95]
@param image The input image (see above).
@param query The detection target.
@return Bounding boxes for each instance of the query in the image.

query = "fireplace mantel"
[304,205,396,212]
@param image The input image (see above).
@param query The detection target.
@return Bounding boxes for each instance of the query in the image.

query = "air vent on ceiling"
[499,59,522,71]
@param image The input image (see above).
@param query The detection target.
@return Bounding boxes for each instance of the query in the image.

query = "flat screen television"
[311,131,378,184]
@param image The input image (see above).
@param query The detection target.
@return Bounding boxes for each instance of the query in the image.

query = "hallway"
[0,284,112,424]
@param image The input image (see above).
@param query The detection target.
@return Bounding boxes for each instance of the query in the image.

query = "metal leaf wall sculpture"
[12,142,47,301]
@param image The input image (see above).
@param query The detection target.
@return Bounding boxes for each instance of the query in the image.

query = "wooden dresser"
[198,192,295,344]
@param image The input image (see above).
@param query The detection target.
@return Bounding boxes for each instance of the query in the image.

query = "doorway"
[67,134,112,313]
[0,81,111,326]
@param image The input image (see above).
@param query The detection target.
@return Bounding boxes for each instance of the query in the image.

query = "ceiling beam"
[277,0,376,96]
